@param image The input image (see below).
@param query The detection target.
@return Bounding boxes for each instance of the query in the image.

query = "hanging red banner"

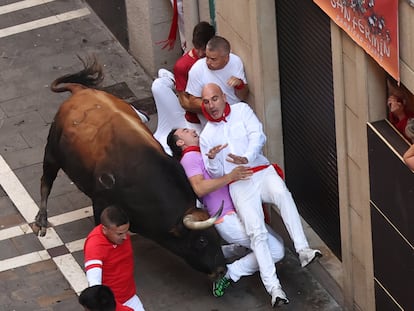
[314,0,399,82]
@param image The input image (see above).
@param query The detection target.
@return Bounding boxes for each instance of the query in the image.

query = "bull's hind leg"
[33,144,61,236]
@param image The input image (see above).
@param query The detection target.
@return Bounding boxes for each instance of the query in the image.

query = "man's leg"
[260,166,322,267]
[151,70,186,154]
[216,213,285,283]
[229,179,288,306]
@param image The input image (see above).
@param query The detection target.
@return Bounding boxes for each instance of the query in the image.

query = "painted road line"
[0,7,90,38]
[0,206,92,241]
[0,153,86,294]
[66,238,86,253]
[0,223,32,241]
[53,254,88,294]
[49,206,93,226]
[0,250,51,272]
[0,0,55,15]
[0,156,39,223]
[39,227,65,249]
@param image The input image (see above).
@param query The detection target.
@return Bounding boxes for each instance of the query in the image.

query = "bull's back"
[53,89,161,170]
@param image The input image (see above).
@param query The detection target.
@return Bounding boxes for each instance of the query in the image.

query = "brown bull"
[33,56,226,278]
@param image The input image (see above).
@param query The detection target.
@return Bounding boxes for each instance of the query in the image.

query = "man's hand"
[228,166,253,182]
[226,153,248,164]
[227,76,244,88]
[206,144,228,159]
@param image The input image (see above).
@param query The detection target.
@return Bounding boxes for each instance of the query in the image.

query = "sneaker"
[271,286,289,307]
[131,106,150,123]
[136,110,150,123]
[298,248,322,268]
[158,68,175,83]
[212,276,230,297]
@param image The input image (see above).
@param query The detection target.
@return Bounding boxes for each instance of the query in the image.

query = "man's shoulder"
[175,52,196,68]
[189,57,206,71]
[85,226,107,247]
[232,101,250,110]
[229,53,243,63]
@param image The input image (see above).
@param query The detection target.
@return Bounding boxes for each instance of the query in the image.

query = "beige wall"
[400,0,414,94]
[126,0,183,77]
[214,0,283,164]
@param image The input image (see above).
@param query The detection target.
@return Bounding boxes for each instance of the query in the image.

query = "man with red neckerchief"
[185,36,249,111]
[199,83,322,307]
[166,127,285,300]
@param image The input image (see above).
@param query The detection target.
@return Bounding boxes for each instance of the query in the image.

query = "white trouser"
[215,213,284,284]
[124,294,145,311]
[152,76,186,155]
[151,74,203,154]
[229,166,309,293]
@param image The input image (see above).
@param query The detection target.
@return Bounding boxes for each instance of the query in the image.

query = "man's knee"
[151,77,173,93]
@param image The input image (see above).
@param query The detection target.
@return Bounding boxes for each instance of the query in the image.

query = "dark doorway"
[275,0,341,258]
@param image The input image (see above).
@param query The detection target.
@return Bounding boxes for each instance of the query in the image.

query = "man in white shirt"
[199,82,322,307]
[186,36,249,117]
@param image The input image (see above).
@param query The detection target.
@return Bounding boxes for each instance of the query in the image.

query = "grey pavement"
[0,0,342,310]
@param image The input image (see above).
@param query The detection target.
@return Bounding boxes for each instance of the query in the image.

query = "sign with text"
[314,0,399,82]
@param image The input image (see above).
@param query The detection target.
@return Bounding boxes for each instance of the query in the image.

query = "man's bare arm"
[227,76,249,102]
[188,166,252,198]
[403,144,414,170]
[177,92,202,114]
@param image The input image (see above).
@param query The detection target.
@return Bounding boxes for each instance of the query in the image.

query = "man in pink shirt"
[167,128,286,305]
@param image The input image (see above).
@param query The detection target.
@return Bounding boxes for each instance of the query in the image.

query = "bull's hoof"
[32,223,47,237]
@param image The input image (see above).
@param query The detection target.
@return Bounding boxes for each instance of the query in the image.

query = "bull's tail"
[50,55,104,93]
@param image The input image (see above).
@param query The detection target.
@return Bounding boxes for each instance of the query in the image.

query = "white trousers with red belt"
[228,165,309,293]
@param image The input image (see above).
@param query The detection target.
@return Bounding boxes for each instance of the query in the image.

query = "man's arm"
[237,103,266,163]
[235,83,249,102]
[189,166,252,197]
[84,236,103,286]
[178,92,202,113]
[227,76,249,102]
[403,144,414,170]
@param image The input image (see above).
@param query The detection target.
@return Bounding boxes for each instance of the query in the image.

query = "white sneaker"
[298,248,322,268]
[131,106,150,123]
[158,68,175,83]
[271,286,289,307]
[136,110,150,123]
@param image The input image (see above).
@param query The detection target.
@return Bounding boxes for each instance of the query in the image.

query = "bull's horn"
[183,200,224,230]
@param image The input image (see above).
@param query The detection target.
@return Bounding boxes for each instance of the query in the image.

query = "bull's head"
[169,202,226,280]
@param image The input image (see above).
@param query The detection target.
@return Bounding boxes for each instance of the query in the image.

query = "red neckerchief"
[201,102,231,122]
[182,146,201,157]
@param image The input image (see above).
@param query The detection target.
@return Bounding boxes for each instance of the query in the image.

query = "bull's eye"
[195,236,209,250]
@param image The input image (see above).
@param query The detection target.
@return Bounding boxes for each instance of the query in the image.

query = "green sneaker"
[212,276,230,297]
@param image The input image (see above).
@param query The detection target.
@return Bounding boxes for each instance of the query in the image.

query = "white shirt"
[186,53,247,105]
[200,102,268,178]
